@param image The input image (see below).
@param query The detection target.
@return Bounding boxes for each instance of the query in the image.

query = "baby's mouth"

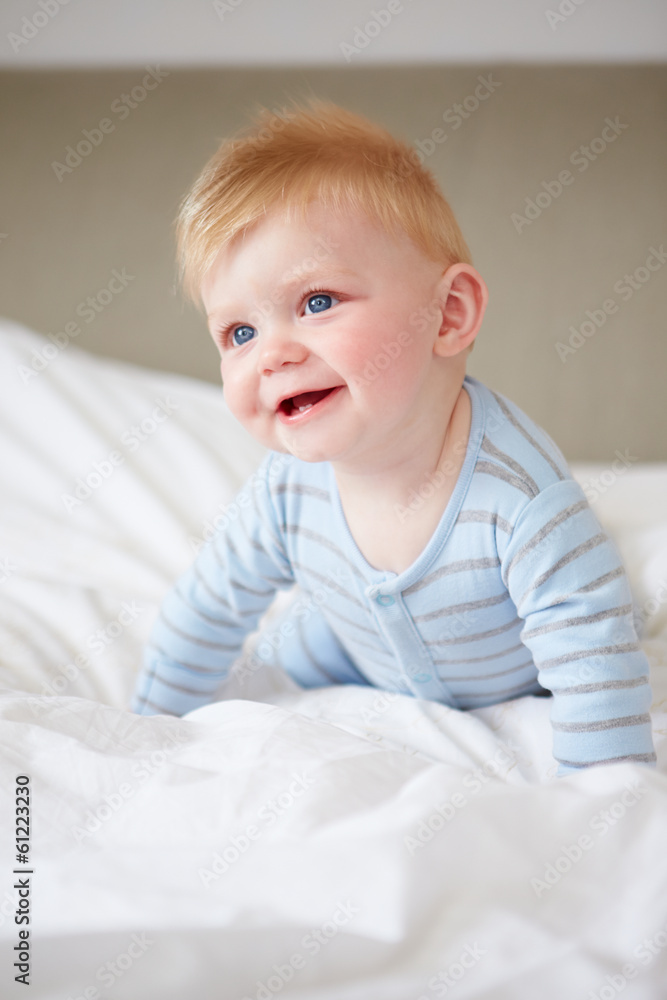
[279,387,340,416]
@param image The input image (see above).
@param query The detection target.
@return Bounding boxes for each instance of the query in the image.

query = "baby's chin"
[278,440,335,463]
[275,430,355,465]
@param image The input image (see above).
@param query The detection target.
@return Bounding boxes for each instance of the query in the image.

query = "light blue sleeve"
[500,479,657,775]
[130,452,296,716]
[248,589,373,689]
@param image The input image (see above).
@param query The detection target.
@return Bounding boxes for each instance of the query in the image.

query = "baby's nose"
[256,325,308,372]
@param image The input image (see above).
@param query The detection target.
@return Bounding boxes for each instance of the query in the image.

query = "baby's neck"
[333,383,472,575]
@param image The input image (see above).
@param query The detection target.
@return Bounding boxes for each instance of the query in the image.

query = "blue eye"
[220,289,339,350]
[305,292,338,314]
[230,325,256,347]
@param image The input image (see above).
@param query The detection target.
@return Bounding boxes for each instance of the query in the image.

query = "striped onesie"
[131,374,656,775]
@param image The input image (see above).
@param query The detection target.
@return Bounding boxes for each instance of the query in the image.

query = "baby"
[131,98,656,777]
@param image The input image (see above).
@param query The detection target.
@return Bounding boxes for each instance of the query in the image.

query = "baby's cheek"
[336,338,372,372]
[344,309,421,383]
[340,333,404,386]
[220,375,249,421]
[365,342,422,397]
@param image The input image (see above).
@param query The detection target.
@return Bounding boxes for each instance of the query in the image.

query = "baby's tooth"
[298,403,313,412]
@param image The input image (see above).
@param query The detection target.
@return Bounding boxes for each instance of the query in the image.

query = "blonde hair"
[176,96,474,350]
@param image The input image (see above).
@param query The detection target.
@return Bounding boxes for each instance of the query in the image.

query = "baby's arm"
[131,453,295,716]
[250,590,373,689]
[500,479,657,775]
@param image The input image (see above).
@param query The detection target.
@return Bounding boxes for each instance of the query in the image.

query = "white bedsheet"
[1,319,666,999]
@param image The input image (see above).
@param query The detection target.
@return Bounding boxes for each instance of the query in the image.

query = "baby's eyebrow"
[279,265,358,288]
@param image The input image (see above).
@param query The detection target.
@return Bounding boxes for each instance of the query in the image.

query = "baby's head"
[175,98,487,464]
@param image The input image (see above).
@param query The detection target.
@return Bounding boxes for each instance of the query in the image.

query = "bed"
[1,318,666,999]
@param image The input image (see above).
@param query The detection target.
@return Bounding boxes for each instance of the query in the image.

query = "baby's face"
[201,200,448,466]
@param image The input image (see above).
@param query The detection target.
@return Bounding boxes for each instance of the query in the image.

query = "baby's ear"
[433,263,488,359]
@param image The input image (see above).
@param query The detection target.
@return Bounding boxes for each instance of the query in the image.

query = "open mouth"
[278,386,344,422]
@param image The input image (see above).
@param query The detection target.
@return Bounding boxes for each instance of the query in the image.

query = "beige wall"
[1,66,665,461]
